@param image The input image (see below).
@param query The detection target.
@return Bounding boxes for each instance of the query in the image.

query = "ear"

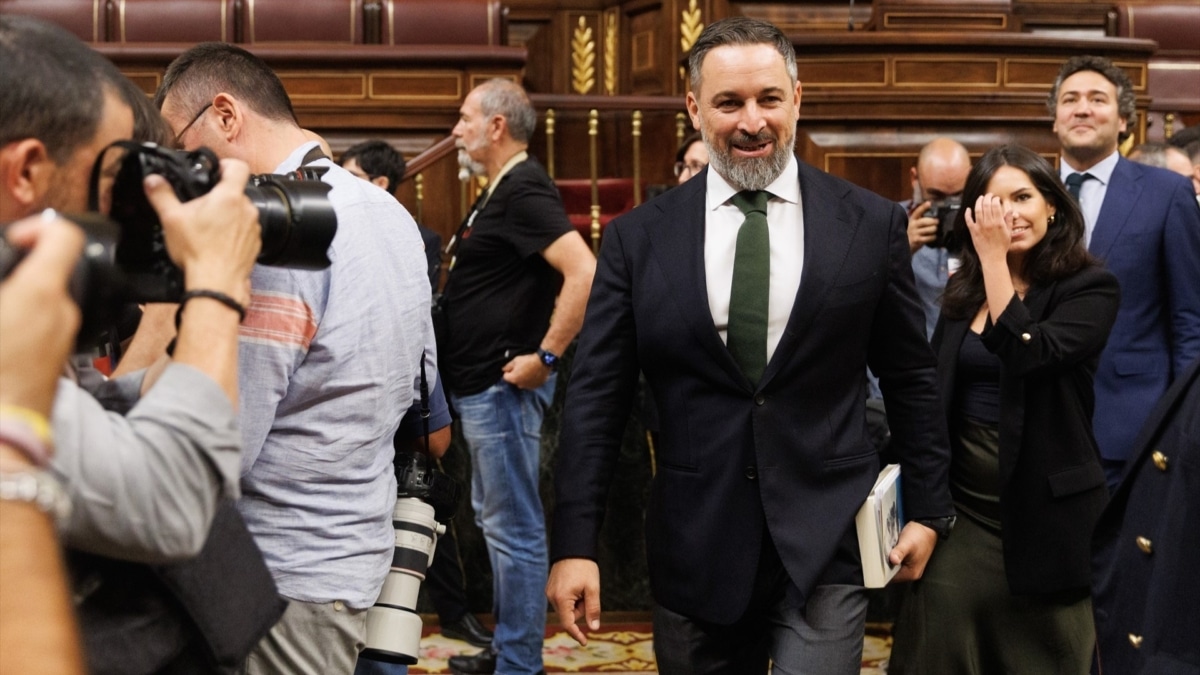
[210,92,242,142]
[0,139,56,221]
[685,91,701,131]
[370,175,391,191]
[792,80,803,122]
[488,114,506,143]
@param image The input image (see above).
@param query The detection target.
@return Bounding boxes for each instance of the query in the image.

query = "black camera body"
[923,197,962,251]
[104,141,338,302]
[394,450,461,525]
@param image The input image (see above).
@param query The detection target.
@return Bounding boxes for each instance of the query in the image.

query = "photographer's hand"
[907,201,938,254]
[0,213,84,424]
[143,159,262,405]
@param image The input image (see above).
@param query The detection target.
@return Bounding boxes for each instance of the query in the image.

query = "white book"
[855,463,904,588]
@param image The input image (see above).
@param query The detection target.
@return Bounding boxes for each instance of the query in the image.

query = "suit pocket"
[1112,351,1168,377]
[825,272,880,309]
[1047,462,1106,498]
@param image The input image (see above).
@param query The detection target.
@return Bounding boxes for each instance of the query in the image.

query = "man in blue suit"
[1049,55,1200,489]
[547,17,954,674]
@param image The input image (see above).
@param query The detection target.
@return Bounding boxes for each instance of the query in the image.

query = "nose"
[738,100,767,135]
[451,120,464,137]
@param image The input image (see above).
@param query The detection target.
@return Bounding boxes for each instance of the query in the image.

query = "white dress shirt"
[1060,150,1119,247]
[704,155,804,364]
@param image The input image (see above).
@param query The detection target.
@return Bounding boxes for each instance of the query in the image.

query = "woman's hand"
[964,193,1013,265]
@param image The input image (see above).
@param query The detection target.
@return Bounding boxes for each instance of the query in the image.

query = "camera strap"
[419,350,431,454]
[301,146,330,167]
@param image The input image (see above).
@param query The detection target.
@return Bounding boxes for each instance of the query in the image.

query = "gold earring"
[1048,213,1056,225]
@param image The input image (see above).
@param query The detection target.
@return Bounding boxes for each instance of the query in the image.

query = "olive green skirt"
[887,514,1095,675]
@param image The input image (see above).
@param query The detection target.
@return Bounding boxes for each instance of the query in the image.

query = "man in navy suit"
[546,17,954,674]
[1049,56,1200,489]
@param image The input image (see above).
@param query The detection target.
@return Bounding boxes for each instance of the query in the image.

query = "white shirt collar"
[706,154,800,211]
[1060,149,1119,187]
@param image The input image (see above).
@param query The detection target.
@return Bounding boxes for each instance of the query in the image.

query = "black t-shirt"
[441,157,575,396]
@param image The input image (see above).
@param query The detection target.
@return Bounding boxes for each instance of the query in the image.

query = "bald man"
[906,138,972,338]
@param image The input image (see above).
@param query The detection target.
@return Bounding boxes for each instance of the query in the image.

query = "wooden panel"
[797,58,888,87]
[894,58,1000,87]
[278,73,367,100]
[371,73,463,100]
[881,11,1010,30]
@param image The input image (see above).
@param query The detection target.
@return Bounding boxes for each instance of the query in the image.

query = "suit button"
[1020,332,1032,342]
[745,466,757,480]
[1128,633,1143,649]
[1136,536,1153,555]
[1152,450,1169,471]
[754,394,765,406]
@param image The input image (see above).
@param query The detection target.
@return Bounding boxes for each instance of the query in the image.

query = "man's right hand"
[907,200,938,253]
[0,213,85,419]
[546,558,602,646]
[144,158,261,305]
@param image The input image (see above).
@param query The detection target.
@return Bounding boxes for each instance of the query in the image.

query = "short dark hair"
[1047,55,1138,141]
[155,42,296,124]
[676,132,704,164]
[117,77,175,148]
[687,17,797,93]
[941,144,1096,320]
[1167,126,1200,163]
[340,140,406,192]
[0,16,128,163]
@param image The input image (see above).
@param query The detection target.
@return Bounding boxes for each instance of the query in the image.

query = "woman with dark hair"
[889,144,1120,674]
[673,131,708,185]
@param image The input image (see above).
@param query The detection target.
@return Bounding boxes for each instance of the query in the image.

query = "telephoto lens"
[361,498,445,664]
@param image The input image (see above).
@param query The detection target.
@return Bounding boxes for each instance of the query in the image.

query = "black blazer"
[932,265,1119,595]
[1092,356,1200,674]
[553,161,954,624]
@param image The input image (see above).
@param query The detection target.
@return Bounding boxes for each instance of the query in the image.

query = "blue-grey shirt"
[236,142,434,608]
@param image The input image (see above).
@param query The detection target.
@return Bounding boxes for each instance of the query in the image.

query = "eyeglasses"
[674,161,707,178]
[174,102,212,144]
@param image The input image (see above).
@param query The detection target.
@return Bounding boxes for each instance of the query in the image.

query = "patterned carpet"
[410,617,892,674]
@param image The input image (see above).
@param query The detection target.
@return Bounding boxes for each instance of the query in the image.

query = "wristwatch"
[536,348,559,370]
[914,515,956,540]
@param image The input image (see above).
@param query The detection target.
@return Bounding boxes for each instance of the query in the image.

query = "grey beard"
[705,135,791,192]
[457,149,486,178]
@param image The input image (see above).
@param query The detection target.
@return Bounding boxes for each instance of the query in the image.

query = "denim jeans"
[451,378,555,675]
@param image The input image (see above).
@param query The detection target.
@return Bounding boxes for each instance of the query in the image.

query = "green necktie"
[728,190,771,383]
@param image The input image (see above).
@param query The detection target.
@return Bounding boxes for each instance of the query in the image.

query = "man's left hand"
[888,521,940,583]
[502,353,552,390]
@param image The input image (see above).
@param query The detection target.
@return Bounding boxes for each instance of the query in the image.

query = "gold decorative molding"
[679,0,704,81]
[604,11,618,96]
[572,16,597,95]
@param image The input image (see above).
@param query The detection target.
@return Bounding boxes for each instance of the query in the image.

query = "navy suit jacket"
[1089,157,1200,463]
[552,161,953,624]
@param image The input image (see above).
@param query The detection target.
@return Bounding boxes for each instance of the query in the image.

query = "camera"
[101,141,338,302]
[0,212,131,350]
[360,451,461,664]
[923,196,962,251]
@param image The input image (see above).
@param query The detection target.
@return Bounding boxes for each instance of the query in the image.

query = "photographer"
[0,214,87,675]
[155,44,435,674]
[1,16,262,566]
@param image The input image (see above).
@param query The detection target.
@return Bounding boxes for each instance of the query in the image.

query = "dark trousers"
[425,522,469,625]
[652,535,868,675]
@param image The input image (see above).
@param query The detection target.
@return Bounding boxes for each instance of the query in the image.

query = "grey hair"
[476,78,536,144]
[687,17,797,93]
[1047,55,1138,141]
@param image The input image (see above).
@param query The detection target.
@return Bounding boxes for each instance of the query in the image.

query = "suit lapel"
[1089,158,1141,260]
[643,173,750,388]
[760,162,859,388]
